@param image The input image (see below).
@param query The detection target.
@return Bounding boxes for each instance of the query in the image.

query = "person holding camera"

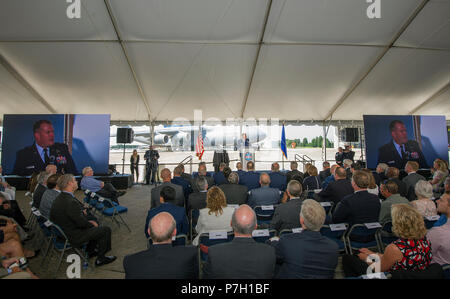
[144,146,159,185]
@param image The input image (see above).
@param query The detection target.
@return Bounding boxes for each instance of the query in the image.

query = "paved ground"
[17,184,345,279]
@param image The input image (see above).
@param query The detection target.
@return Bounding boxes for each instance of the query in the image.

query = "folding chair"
[320,224,348,254]
[189,209,200,242]
[319,201,334,217]
[252,229,277,243]
[46,222,89,277]
[443,264,450,279]
[375,221,396,252]
[254,205,278,226]
[345,223,382,254]
[147,234,188,248]
[278,227,303,237]
[198,231,234,262]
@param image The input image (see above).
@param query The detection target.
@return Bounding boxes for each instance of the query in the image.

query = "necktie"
[400,145,406,159]
[44,148,50,164]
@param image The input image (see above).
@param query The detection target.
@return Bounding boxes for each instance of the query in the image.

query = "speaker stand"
[122,143,126,175]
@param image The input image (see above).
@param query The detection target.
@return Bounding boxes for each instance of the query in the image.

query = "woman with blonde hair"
[193,186,235,245]
[343,204,432,277]
[130,149,140,183]
[362,168,379,196]
[412,180,437,217]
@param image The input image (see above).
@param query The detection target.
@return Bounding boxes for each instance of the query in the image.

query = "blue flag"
[281,124,287,159]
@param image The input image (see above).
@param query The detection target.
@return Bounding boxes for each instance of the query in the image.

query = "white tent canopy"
[0,0,449,123]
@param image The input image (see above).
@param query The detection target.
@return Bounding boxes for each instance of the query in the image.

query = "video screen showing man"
[377,120,427,170]
[13,120,77,176]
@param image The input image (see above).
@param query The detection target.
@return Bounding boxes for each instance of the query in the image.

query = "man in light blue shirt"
[81,166,125,204]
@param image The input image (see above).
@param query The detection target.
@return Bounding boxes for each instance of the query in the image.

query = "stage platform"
[4,174,133,191]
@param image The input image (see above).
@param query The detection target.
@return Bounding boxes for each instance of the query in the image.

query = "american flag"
[196,129,204,160]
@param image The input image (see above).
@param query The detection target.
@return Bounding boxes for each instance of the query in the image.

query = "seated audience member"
[178,163,193,185]
[80,166,125,204]
[192,164,214,193]
[193,187,234,246]
[50,174,116,267]
[430,160,449,194]
[303,163,312,180]
[271,199,338,279]
[317,167,353,209]
[332,171,381,227]
[343,204,432,277]
[0,194,27,228]
[0,165,16,201]
[0,237,38,279]
[350,162,362,177]
[386,167,408,198]
[373,163,389,186]
[303,165,321,191]
[151,168,185,208]
[145,186,188,239]
[235,162,246,180]
[403,161,426,201]
[269,180,304,232]
[411,180,437,218]
[426,191,450,266]
[269,162,287,192]
[32,171,49,209]
[343,159,353,180]
[286,161,304,184]
[123,212,198,279]
[248,173,281,208]
[218,172,248,205]
[319,162,331,182]
[203,205,276,279]
[187,177,208,212]
[379,180,410,224]
[321,164,339,190]
[213,163,228,186]
[362,169,379,196]
[240,161,260,191]
[39,174,62,219]
[171,166,192,202]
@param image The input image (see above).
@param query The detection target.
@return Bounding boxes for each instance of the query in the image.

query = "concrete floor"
[16,184,345,279]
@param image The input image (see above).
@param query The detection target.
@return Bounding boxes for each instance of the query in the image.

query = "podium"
[241,147,255,170]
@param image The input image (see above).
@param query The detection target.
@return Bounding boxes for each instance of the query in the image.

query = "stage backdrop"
[1,114,110,175]
[364,115,448,169]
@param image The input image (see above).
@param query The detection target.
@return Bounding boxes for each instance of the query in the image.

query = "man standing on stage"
[144,145,160,185]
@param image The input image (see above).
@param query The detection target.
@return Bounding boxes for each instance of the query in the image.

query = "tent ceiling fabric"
[0,0,449,122]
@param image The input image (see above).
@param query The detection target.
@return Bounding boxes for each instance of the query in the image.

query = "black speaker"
[116,128,134,144]
[341,128,359,142]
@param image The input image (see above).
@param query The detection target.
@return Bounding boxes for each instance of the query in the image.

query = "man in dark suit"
[213,163,227,186]
[248,173,281,208]
[270,199,339,279]
[373,163,388,186]
[203,205,276,279]
[269,180,303,232]
[218,172,248,205]
[377,120,428,170]
[171,166,192,202]
[317,167,354,210]
[146,186,188,239]
[13,120,77,176]
[144,145,159,185]
[286,161,304,184]
[240,161,260,191]
[151,168,185,208]
[187,177,208,211]
[235,162,247,181]
[49,174,116,267]
[124,212,198,279]
[402,161,426,201]
[332,171,381,227]
[178,164,193,185]
[319,162,331,182]
[269,163,287,192]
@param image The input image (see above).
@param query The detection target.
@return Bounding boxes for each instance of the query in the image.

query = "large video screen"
[364,115,448,170]
[1,114,110,176]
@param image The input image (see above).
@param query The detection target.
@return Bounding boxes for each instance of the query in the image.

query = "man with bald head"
[203,205,276,279]
[124,212,198,279]
[269,162,287,191]
[248,173,282,208]
[151,168,185,208]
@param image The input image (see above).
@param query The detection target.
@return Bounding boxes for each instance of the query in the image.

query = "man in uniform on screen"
[377,120,427,170]
[13,120,77,176]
